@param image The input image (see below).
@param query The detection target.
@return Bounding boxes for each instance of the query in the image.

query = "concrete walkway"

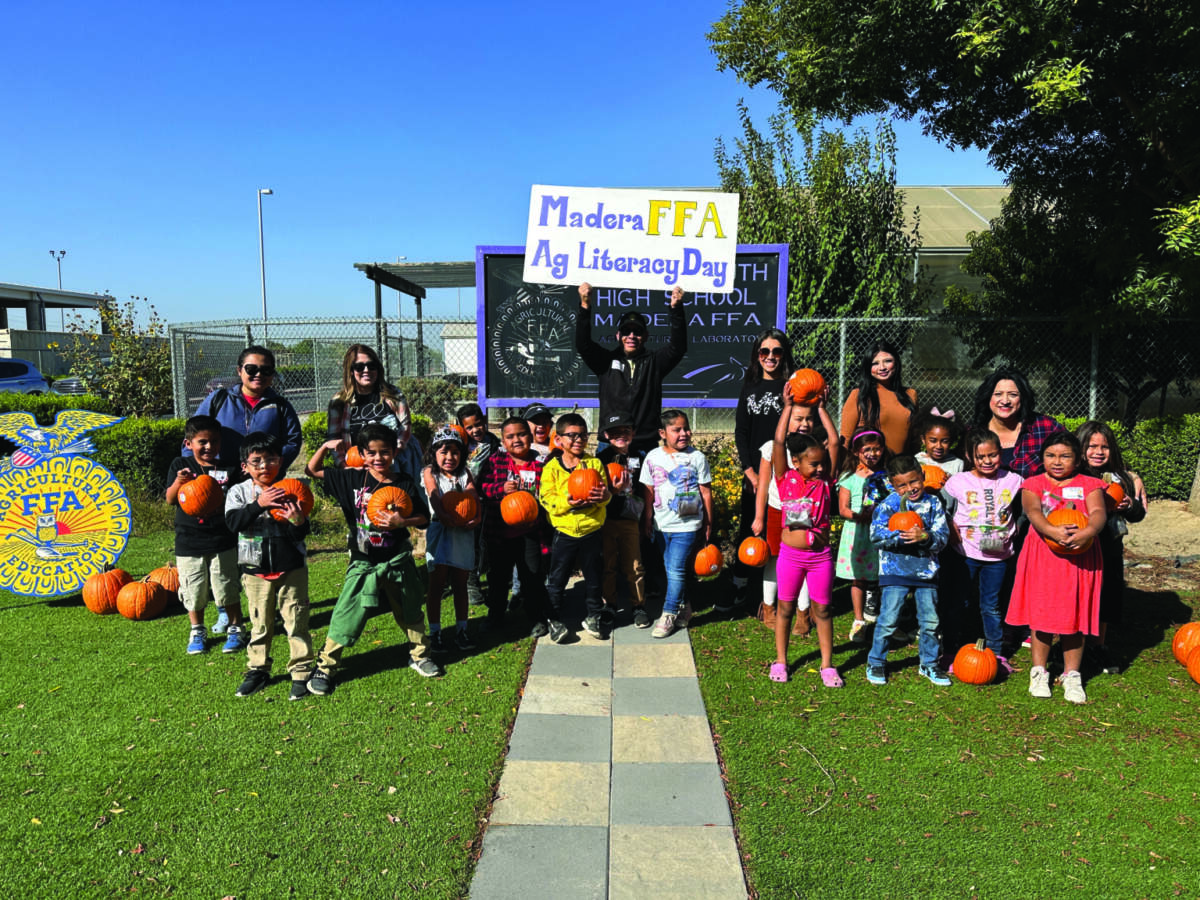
[470,620,748,899]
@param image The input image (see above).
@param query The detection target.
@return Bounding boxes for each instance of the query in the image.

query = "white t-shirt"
[758,439,796,511]
[640,446,711,533]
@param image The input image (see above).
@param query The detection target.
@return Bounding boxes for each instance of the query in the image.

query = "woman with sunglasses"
[191,344,303,470]
[326,344,413,467]
[725,329,796,610]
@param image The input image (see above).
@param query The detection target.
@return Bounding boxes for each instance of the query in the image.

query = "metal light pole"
[49,250,66,288]
[257,189,273,331]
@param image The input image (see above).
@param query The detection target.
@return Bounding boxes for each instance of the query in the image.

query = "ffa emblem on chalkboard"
[490,285,581,394]
[0,410,131,597]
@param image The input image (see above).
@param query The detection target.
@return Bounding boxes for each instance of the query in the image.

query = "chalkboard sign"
[475,244,787,408]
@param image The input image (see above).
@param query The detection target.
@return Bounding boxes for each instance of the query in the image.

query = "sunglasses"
[618,327,646,338]
[351,362,380,373]
[758,347,784,359]
[242,364,276,378]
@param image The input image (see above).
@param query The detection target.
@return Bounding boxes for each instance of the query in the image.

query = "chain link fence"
[169,315,1198,432]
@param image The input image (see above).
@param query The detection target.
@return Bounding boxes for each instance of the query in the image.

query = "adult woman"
[838,341,918,455]
[726,328,795,610]
[326,344,416,472]
[971,368,1059,477]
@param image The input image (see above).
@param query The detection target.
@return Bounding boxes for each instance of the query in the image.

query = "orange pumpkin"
[82,569,132,615]
[345,446,365,468]
[1171,622,1200,665]
[117,581,168,621]
[440,490,478,527]
[694,543,724,578]
[269,478,315,522]
[367,486,412,521]
[921,464,948,491]
[1103,475,1126,510]
[146,565,180,595]
[178,473,223,518]
[738,536,770,567]
[606,462,626,487]
[500,490,540,529]
[788,368,826,405]
[953,639,999,685]
[568,467,603,502]
[888,499,923,533]
[1187,646,1200,685]
[1045,505,1092,555]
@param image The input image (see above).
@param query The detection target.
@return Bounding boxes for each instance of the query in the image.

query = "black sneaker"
[307,668,334,696]
[633,608,652,629]
[235,669,270,697]
[1089,645,1122,675]
[548,620,570,644]
[289,679,309,701]
[507,592,524,614]
[530,621,550,639]
[428,631,445,654]
[581,615,606,639]
[409,657,442,678]
[453,628,476,652]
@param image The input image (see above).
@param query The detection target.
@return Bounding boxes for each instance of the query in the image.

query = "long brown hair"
[336,344,401,405]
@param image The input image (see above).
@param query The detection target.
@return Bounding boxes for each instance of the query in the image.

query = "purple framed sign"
[475,244,788,408]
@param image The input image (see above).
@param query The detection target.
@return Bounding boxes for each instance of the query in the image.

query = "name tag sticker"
[1062,486,1085,500]
[611,360,623,371]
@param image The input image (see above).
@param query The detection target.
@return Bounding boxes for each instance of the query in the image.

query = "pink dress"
[1006,473,1106,635]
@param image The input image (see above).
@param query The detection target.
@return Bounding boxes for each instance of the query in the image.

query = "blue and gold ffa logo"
[0,411,131,597]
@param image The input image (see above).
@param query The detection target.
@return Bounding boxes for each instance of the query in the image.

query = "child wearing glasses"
[539,413,611,642]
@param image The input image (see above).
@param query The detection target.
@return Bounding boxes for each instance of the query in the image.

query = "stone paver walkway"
[470,621,747,899]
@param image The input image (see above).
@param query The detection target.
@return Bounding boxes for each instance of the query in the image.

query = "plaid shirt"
[478,451,549,542]
[1008,414,1061,477]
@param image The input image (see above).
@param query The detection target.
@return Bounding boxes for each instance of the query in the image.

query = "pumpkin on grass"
[788,368,826,405]
[440,490,478,527]
[117,581,168,621]
[1045,504,1092,555]
[269,478,315,522]
[500,490,540,529]
[178,474,223,518]
[366,486,412,521]
[82,569,132,615]
[738,536,769,568]
[1171,622,1200,666]
[953,640,999,685]
[146,565,180,595]
[1187,646,1200,685]
[694,543,724,578]
[568,467,603,502]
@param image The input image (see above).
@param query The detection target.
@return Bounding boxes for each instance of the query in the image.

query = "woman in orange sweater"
[839,341,918,455]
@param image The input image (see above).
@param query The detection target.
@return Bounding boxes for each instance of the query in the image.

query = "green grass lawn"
[0,532,531,898]
[690,578,1200,899]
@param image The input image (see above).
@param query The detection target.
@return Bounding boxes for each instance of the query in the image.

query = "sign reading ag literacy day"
[523,185,740,293]
[477,245,787,406]
[0,411,131,597]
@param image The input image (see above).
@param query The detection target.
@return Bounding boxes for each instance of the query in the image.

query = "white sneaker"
[651,613,676,639]
[849,619,869,644]
[1061,670,1087,704]
[1029,665,1051,699]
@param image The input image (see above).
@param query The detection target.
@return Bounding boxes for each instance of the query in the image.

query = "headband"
[930,406,956,420]
[431,424,465,448]
[851,430,883,445]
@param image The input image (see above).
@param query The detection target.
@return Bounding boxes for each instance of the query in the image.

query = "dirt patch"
[1124,500,1200,561]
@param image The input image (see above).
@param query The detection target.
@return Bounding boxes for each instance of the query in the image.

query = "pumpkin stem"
[975,638,986,651]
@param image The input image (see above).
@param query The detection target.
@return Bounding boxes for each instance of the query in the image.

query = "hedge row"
[301,411,434,456]
[1059,414,1200,501]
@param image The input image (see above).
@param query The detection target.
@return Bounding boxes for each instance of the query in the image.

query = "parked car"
[50,357,112,396]
[0,358,50,394]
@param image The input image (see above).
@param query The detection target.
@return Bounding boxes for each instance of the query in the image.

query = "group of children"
[168,388,1142,704]
[167,401,717,699]
[761,389,1144,703]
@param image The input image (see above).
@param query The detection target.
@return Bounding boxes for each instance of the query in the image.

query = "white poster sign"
[523,185,740,292]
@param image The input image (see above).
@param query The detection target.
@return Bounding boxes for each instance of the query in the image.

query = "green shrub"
[395,376,473,423]
[695,435,742,547]
[304,411,433,455]
[91,418,187,496]
[1060,413,1200,500]
[0,393,115,418]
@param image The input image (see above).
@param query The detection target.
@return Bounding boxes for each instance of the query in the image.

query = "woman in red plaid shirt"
[971,368,1061,477]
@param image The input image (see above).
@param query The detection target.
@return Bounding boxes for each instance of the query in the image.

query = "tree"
[708,1,1200,310]
[63,296,173,418]
[715,102,924,323]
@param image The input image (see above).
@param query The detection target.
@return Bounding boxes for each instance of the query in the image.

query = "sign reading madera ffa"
[524,185,739,293]
[0,410,131,596]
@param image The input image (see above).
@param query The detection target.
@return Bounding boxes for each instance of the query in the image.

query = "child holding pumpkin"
[166,415,247,656]
[1076,421,1145,675]
[224,432,315,700]
[1006,431,1106,703]
[540,413,611,642]
[305,423,439,693]
[478,416,551,635]
[598,415,650,627]
[458,403,500,608]
[866,455,951,687]
[766,386,839,686]
[836,428,888,645]
[422,425,483,653]
[640,409,714,640]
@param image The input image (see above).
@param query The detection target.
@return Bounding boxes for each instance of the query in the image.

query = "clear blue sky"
[2,0,1001,327]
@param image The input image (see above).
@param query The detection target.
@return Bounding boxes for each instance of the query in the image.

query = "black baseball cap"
[616,311,649,335]
[603,413,634,433]
[522,402,553,421]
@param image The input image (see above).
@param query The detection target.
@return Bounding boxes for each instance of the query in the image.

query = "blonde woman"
[326,344,412,459]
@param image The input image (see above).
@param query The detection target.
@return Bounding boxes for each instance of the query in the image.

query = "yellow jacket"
[540,455,609,538]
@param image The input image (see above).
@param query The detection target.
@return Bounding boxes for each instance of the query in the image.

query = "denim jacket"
[869,491,949,586]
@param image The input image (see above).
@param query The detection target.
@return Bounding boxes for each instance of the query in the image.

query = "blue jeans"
[654,529,702,615]
[868,585,940,669]
[946,555,1010,655]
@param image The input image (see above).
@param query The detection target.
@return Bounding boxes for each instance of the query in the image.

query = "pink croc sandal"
[769,662,789,683]
[820,667,845,688]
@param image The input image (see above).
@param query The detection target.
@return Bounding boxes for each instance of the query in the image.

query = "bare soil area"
[1124,500,1200,595]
